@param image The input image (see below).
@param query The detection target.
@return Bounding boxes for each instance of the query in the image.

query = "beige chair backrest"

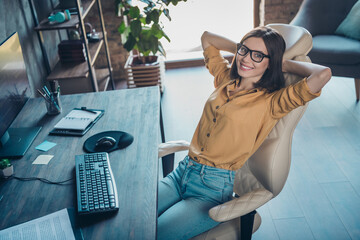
[233,24,313,198]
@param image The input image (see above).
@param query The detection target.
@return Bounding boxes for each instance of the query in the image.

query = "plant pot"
[0,165,13,178]
[124,55,165,92]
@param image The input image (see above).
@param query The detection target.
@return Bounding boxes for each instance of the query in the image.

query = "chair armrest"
[209,188,273,222]
[158,140,190,158]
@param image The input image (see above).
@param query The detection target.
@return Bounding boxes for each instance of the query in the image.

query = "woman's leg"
[158,157,188,216]
[157,157,235,240]
[157,197,220,240]
[158,176,182,216]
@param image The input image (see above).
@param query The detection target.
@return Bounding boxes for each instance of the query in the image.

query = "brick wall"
[263,0,303,25]
[87,1,128,82]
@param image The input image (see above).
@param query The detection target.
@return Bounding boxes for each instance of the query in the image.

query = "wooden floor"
[158,66,360,240]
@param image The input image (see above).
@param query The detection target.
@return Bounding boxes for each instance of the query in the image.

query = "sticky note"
[35,141,57,152]
[33,155,54,165]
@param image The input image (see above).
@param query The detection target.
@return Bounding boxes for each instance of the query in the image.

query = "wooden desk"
[0,87,160,239]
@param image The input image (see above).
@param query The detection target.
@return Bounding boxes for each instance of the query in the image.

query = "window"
[162,0,254,61]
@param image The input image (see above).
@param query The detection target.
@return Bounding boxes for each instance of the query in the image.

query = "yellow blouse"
[188,46,320,170]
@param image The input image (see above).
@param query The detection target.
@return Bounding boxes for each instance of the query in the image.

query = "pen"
[37,89,51,103]
[42,86,51,98]
[81,107,97,114]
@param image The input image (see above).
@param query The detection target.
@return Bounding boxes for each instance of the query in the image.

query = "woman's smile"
[239,62,254,71]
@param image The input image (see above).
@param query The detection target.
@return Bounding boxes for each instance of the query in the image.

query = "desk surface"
[0,87,160,239]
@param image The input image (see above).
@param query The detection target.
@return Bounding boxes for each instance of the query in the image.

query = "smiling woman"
[157,26,332,240]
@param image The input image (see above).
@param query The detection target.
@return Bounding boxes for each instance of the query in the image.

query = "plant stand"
[125,55,165,92]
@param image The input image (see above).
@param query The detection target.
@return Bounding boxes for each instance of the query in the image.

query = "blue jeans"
[157,156,235,240]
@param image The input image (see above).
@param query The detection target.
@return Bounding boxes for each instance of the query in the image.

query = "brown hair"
[229,26,286,92]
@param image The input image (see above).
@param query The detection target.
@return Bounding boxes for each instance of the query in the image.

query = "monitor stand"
[0,127,42,159]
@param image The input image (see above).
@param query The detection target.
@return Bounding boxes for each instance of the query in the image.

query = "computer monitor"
[0,32,41,159]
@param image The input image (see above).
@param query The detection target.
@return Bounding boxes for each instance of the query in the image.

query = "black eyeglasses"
[237,43,270,63]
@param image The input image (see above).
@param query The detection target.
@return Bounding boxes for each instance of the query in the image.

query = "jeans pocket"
[200,173,225,192]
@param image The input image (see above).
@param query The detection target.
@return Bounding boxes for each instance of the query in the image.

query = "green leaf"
[130,20,142,37]
[123,34,137,52]
[145,14,152,24]
[0,159,11,169]
[147,9,160,24]
[140,17,147,24]
[162,30,171,42]
[129,6,140,18]
[160,0,171,6]
[171,0,179,6]
[138,40,149,56]
[150,35,159,55]
[120,26,131,44]
[158,41,166,57]
[118,21,126,34]
[163,8,171,21]
[150,23,163,39]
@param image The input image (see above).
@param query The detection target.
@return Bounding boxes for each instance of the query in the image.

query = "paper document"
[66,110,101,121]
[32,155,54,165]
[54,110,102,130]
[0,208,75,240]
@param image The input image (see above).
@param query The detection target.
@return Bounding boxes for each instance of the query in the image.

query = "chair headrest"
[267,23,313,62]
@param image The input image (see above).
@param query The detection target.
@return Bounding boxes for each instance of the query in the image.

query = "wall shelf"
[33,0,114,94]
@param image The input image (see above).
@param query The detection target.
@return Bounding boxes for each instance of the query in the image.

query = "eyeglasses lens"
[237,45,264,63]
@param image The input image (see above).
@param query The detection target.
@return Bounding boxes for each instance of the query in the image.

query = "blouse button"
[207,133,210,137]
[226,99,230,102]
[213,118,216,123]
[201,147,204,151]
[216,106,219,109]
[194,157,198,161]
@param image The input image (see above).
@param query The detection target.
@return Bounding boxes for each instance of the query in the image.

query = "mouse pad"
[83,131,134,153]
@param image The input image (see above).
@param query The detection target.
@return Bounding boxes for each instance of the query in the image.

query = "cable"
[2,175,74,185]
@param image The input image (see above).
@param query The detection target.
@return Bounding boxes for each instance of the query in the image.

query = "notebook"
[50,108,104,136]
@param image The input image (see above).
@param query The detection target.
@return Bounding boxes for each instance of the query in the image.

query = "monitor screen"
[0,32,41,159]
[0,32,31,138]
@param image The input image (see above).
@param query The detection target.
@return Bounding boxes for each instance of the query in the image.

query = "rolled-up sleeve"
[203,46,231,87]
[270,78,321,119]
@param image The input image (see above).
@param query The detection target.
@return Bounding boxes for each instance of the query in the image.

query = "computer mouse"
[95,136,117,151]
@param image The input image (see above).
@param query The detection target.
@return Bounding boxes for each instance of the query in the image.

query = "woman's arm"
[282,59,332,93]
[201,31,237,53]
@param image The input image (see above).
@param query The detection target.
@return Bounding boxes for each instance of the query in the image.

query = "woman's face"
[236,37,269,84]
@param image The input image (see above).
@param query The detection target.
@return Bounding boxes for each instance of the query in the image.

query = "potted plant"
[0,159,13,178]
[117,0,187,91]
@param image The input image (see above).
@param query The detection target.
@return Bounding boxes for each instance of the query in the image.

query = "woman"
[157,26,332,240]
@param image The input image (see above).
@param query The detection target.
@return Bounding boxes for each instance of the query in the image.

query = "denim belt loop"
[229,171,234,182]
[200,165,205,175]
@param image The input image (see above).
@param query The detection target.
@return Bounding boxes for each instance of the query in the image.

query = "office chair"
[158,23,313,239]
